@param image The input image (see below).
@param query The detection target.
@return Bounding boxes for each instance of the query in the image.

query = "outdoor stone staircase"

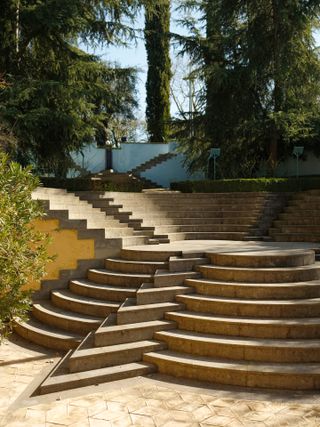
[26,248,209,395]
[270,190,320,242]
[144,249,320,390]
[129,152,177,176]
[27,188,149,297]
[76,191,288,244]
[19,246,320,394]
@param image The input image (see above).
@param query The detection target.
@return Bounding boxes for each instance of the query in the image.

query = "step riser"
[199,266,320,283]
[95,322,176,346]
[137,287,192,305]
[69,282,136,302]
[32,306,100,334]
[208,252,315,268]
[154,225,252,233]
[40,364,156,395]
[87,270,152,287]
[271,234,320,243]
[51,293,116,318]
[155,333,320,363]
[165,312,320,339]
[120,249,181,262]
[177,296,320,318]
[186,281,320,300]
[168,232,247,242]
[69,342,165,373]
[143,354,320,390]
[14,323,80,351]
[105,259,166,274]
[117,304,183,325]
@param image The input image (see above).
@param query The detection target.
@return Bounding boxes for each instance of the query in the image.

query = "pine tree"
[0,0,141,175]
[145,0,171,142]
[176,0,320,177]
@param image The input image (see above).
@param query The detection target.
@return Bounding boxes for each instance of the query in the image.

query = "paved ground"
[2,241,320,426]
[126,240,320,254]
[1,335,320,427]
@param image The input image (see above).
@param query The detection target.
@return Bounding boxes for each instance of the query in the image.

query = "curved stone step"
[87,269,153,286]
[143,350,320,390]
[69,279,136,302]
[198,264,320,283]
[176,294,320,318]
[154,225,252,233]
[14,318,82,351]
[117,302,184,324]
[40,362,156,395]
[137,285,193,305]
[165,311,320,339]
[168,232,247,242]
[207,250,315,268]
[51,289,120,317]
[154,330,320,363]
[105,258,168,274]
[95,319,176,346]
[32,301,102,333]
[69,340,166,373]
[271,233,320,243]
[120,248,181,262]
[184,278,320,299]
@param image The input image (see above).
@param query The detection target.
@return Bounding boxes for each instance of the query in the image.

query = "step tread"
[200,264,320,273]
[106,258,167,266]
[89,269,153,279]
[42,362,155,388]
[72,340,163,358]
[145,350,320,374]
[34,301,102,322]
[167,310,320,326]
[70,279,137,292]
[185,278,320,288]
[52,289,120,308]
[97,319,175,334]
[177,293,320,305]
[16,317,83,340]
[119,302,183,312]
[156,329,320,348]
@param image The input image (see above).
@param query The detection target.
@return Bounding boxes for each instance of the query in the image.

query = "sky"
[89,11,320,122]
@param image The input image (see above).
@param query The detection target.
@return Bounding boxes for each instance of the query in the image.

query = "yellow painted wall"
[26,218,95,291]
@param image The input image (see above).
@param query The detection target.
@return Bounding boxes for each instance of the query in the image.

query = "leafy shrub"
[40,177,144,192]
[171,177,320,193]
[0,153,50,337]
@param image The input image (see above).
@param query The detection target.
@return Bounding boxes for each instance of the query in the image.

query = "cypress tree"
[145,0,171,142]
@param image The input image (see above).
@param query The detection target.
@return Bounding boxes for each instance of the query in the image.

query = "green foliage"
[171,177,320,193]
[0,0,139,175]
[0,152,51,336]
[40,177,145,192]
[176,1,320,177]
[145,0,172,142]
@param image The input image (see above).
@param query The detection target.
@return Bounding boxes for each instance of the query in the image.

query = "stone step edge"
[39,362,156,395]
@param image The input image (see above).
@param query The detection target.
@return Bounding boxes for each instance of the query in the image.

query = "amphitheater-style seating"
[77,191,287,243]
[270,190,320,242]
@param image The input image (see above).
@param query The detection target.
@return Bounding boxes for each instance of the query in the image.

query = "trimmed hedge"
[171,177,320,193]
[40,177,144,192]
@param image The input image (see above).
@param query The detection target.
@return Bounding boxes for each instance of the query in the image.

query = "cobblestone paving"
[1,336,320,427]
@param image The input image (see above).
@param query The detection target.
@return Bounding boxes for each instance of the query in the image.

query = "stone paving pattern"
[1,335,320,427]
